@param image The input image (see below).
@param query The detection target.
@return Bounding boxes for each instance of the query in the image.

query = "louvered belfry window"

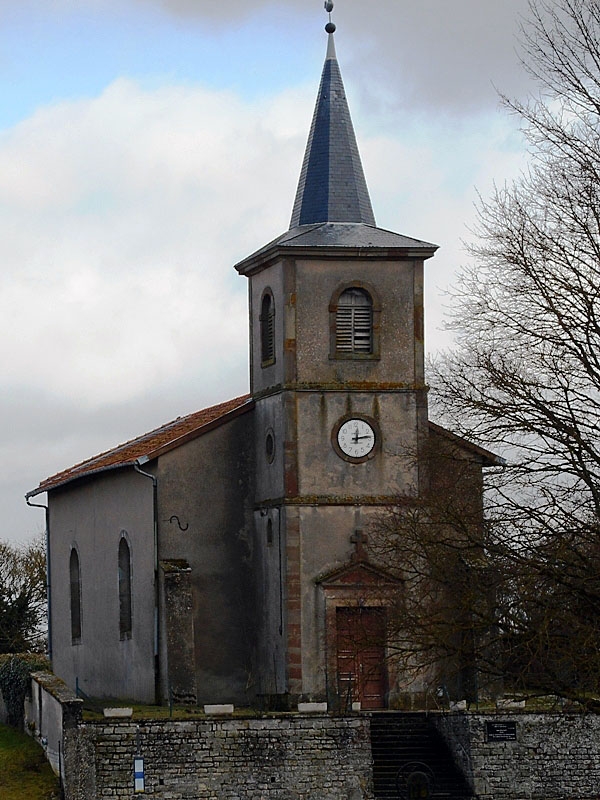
[336,288,373,354]
[260,291,275,365]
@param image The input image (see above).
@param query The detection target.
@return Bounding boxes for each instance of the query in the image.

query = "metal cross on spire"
[324,1,336,34]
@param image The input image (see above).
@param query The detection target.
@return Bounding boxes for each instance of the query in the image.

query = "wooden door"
[336,607,387,710]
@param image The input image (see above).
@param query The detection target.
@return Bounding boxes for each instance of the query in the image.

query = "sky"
[2,0,535,544]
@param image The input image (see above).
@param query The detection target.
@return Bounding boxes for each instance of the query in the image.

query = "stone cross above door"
[350,529,368,561]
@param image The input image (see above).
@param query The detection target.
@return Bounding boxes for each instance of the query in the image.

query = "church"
[27,10,497,712]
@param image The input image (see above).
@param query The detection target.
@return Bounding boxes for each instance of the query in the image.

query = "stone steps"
[370,712,474,799]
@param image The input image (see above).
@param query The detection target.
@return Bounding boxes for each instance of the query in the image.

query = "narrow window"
[69,548,82,644]
[260,291,275,365]
[118,537,132,639]
[336,288,373,354]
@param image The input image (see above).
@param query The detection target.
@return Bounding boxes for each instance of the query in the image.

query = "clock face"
[336,418,376,460]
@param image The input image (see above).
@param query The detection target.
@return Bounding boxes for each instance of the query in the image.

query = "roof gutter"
[25,495,52,662]
[134,458,160,704]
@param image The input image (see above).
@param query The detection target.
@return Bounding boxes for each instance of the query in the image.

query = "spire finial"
[324,1,336,35]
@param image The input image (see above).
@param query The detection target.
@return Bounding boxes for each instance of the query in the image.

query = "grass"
[82,703,284,721]
[0,724,60,800]
[79,692,597,722]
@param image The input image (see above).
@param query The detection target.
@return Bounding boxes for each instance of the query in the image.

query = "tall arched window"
[336,288,373,354]
[69,548,82,644]
[118,537,132,639]
[260,290,275,366]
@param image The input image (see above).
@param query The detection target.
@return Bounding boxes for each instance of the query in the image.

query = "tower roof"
[234,222,437,276]
[289,30,375,228]
[235,8,439,275]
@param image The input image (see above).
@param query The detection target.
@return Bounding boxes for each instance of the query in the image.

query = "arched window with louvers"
[330,283,380,359]
[260,289,276,366]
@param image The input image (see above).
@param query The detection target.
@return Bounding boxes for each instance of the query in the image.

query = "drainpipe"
[134,459,160,704]
[25,495,52,661]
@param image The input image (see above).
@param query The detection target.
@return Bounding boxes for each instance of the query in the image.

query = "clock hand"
[354,434,373,440]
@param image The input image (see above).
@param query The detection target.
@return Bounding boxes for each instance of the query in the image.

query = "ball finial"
[324,1,335,34]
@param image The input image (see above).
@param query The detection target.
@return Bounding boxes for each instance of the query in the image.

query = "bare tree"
[371,437,505,705]
[0,538,46,654]
[373,0,600,708]
[372,446,600,707]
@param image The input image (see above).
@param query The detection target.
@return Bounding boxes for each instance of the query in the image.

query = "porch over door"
[336,607,387,710]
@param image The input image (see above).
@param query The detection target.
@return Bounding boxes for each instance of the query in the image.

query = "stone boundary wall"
[25,671,82,779]
[20,679,600,800]
[432,711,600,800]
[63,715,373,800]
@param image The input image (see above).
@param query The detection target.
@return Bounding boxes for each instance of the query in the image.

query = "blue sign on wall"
[134,758,145,793]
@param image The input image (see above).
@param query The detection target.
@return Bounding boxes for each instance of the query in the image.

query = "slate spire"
[289,13,376,229]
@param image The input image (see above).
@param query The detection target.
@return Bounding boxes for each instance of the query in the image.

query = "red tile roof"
[28,394,253,498]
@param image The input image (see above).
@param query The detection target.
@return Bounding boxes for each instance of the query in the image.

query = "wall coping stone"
[103,707,133,717]
[204,704,234,715]
[298,702,328,712]
[31,671,82,708]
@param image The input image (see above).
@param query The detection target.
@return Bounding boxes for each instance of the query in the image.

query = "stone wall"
[25,672,83,780]
[23,677,600,800]
[64,715,373,800]
[433,712,600,800]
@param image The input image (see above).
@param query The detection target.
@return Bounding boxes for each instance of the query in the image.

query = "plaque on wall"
[486,720,517,742]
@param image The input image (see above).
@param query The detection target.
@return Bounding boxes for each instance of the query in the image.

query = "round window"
[265,430,275,463]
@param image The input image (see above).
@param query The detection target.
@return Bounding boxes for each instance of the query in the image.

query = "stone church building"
[28,21,497,711]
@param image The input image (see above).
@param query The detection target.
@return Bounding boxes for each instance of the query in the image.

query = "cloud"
[0,76,311,541]
[140,0,270,19]
[0,78,316,409]
[347,0,531,113]
[135,0,533,113]
[2,57,527,543]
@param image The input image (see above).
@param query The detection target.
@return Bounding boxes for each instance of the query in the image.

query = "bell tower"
[235,6,437,708]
